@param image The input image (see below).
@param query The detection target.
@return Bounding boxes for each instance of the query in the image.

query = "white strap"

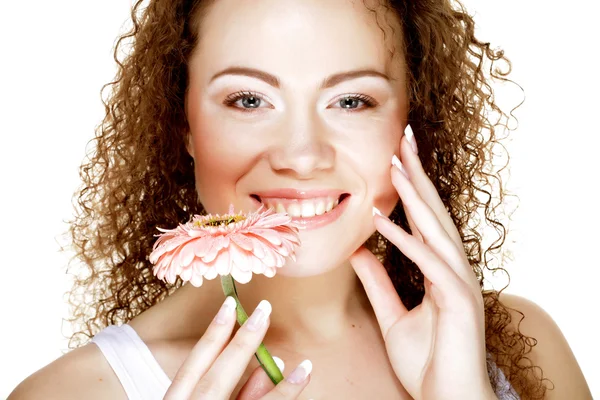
[91,324,172,399]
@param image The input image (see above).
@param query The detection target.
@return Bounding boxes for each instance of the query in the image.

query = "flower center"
[195,215,246,227]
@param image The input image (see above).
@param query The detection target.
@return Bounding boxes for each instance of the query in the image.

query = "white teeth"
[286,203,302,217]
[301,202,316,217]
[275,203,286,214]
[315,201,326,216]
[326,197,334,212]
[260,195,346,218]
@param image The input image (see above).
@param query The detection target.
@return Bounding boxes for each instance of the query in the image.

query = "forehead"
[191,0,403,83]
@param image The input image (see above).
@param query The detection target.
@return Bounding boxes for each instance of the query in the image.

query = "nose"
[267,112,335,178]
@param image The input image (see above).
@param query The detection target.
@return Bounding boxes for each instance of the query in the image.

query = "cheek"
[188,118,257,213]
[367,155,399,214]
[375,174,400,214]
[361,126,402,215]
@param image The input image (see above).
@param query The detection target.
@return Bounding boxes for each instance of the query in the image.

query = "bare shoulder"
[498,293,592,399]
[7,342,127,400]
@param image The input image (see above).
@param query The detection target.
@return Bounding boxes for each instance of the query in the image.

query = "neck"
[174,260,372,343]
[238,260,370,341]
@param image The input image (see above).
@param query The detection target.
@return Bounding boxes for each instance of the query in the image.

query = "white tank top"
[91,324,520,399]
[91,324,171,399]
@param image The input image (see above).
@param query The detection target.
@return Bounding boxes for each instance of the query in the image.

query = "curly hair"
[63,0,549,397]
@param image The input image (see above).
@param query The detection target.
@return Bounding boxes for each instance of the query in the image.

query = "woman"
[8,0,591,398]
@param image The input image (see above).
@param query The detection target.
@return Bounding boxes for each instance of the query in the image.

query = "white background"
[1,0,598,398]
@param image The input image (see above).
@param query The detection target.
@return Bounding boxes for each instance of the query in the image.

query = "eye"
[223,91,378,114]
[331,93,378,112]
[223,91,271,114]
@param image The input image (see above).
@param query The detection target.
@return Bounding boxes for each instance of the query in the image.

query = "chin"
[276,225,371,278]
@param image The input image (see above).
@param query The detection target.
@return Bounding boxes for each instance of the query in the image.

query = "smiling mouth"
[251,193,350,218]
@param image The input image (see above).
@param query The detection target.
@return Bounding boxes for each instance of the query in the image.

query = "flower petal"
[149,203,300,285]
[180,265,193,281]
[251,256,266,274]
[230,244,253,272]
[192,259,208,276]
[218,235,230,249]
[154,234,190,253]
[204,265,219,280]
[229,233,253,251]
[202,238,221,263]
[250,228,283,245]
[214,249,231,276]
[166,266,178,284]
[190,236,212,258]
[190,272,203,287]
[178,241,196,267]
[246,235,266,259]
[155,251,175,272]
[254,214,292,229]
[231,267,252,284]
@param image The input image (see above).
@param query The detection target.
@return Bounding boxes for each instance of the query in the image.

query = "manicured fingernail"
[286,359,312,384]
[273,356,285,372]
[372,206,384,218]
[405,124,418,154]
[391,154,409,178]
[246,300,272,331]
[215,296,236,325]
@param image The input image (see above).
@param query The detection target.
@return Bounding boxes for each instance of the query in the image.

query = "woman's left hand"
[349,125,497,400]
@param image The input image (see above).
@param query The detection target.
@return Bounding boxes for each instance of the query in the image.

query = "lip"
[250,191,351,231]
[252,188,346,200]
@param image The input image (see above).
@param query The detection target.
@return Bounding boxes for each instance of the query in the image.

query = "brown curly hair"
[63,0,549,397]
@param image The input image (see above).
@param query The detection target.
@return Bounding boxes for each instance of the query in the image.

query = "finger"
[192,300,272,399]
[261,360,312,400]
[400,126,464,251]
[405,211,423,243]
[236,357,284,400]
[390,157,480,293]
[163,296,238,400]
[372,212,473,312]
[349,245,408,337]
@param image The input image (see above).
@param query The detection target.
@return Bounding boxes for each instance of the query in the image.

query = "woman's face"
[185,0,408,277]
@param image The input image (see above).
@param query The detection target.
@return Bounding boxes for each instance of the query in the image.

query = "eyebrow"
[209,66,390,89]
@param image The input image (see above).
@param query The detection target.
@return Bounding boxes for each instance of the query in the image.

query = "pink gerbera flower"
[149,204,301,287]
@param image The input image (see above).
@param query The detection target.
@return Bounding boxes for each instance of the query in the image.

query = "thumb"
[236,357,285,400]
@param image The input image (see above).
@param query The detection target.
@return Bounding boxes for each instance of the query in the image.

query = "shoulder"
[7,342,127,400]
[497,293,592,399]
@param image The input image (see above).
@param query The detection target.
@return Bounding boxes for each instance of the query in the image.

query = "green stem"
[220,274,284,385]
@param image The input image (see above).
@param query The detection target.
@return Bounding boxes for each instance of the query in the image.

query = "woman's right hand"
[163,297,312,400]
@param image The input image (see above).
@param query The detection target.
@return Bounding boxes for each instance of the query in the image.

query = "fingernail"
[391,154,409,178]
[372,206,384,218]
[215,296,236,325]
[273,356,285,372]
[246,300,272,331]
[405,124,418,154]
[286,359,312,384]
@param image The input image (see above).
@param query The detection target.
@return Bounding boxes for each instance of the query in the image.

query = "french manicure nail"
[286,359,312,384]
[372,206,384,218]
[215,296,236,325]
[273,356,285,372]
[405,124,418,154]
[246,300,272,331]
[391,154,409,178]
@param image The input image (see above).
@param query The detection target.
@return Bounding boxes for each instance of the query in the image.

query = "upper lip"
[252,188,348,199]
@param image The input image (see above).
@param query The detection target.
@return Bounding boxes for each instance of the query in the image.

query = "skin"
[183,0,406,343]
[7,0,592,399]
